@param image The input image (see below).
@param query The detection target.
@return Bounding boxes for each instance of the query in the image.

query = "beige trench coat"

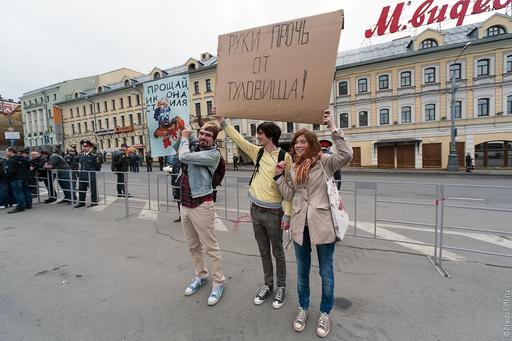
[275,134,353,246]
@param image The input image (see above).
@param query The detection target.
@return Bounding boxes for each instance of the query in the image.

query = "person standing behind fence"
[158,156,164,171]
[3,147,32,214]
[41,149,75,204]
[145,151,153,172]
[30,150,56,203]
[274,111,352,338]
[112,144,131,197]
[64,148,79,194]
[74,140,101,208]
[232,154,238,170]
[177,125,226,306]
[0,152,15,210]
[216,108,292,310]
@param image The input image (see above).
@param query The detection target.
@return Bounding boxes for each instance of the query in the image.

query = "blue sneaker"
[207,284,225,306]
[184,276,208,296]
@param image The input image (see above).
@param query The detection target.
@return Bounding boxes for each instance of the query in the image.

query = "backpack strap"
[248,148,265,186]
[277,148,286,163]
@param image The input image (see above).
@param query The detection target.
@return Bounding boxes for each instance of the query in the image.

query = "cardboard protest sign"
[144,75,189,157]
[215,10,343,124]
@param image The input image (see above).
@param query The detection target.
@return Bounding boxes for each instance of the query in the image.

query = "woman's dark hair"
[256,122,281,146]
[290,128,322,162]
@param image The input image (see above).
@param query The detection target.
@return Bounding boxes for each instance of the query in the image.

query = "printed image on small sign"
[143,75,189,157]
[215,10,343,124]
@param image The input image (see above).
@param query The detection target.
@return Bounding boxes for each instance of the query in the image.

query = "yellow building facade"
[334,14,512,169]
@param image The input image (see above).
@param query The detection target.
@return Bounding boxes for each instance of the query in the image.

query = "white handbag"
[320,162,349,241]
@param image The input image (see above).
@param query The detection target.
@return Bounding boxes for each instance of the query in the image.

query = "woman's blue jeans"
[294,226,335,314]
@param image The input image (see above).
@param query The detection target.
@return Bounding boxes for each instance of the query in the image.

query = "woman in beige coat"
[274,111,352,338]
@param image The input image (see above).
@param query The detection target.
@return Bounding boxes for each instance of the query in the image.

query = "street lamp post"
[447,41,471,171]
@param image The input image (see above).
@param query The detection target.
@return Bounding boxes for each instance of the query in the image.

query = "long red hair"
[290,129,322,184]
[290,128,322,163]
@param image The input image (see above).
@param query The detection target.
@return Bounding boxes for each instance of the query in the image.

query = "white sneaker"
[293,307,308,332]
[316,312,331,338]
[0,205,6,210]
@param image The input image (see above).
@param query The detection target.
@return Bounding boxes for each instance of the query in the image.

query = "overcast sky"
[1,0,508,100]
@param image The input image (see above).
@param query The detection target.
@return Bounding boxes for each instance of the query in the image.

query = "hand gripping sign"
[215,10,344,124]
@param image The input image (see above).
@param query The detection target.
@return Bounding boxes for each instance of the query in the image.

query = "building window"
[105,118,109,129]
[358,78,368,93]
[476,59,490,76]
[359,111,368,127]
[205,79,212,92]
[195,103,201,116]
[108,140,111,148]
[287,122,294,133]
[128,96,132,107]
[400,71,412,87]
[137,112,142,125]
[339,113,349,128]
[96,103,100,113]
[401,106,412,123]
[91,120,95,131]
[424,67,436,83]
[378,75,389,90]
[206,101,213,115]
[123,137,127,145]
[486,25,506,37]
[82,106,86,115]
[131,136,135,145]
[154,72,161,80]
[104,101,107,111]
[121,116,125,127]
[450,63,462,80]
[234,125,240,133]
[76,107,80,117]
[425,104,436,121]
[420,39,438,49]
[120,98,124,108]
[89,104,93,114]
[250,123,256,136]
[136,94,140,105]
[84,122,88,133]
[312,124,320,130]
[71,124,75,134]
[452,101,462,119]
[506,55,512,73]
[379,109,390,125]
[53,94,57,101]
[129,114,133,126]
[338,81,348,96]
[111,99,116,110]
[507,95,512,114]
[477,98,490,117]
[194,81,200,94]
[99,120,103,130]
[113,117,117,128]
[70,108,74,118]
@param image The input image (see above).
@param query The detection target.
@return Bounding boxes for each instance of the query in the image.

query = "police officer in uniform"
[64,148,79,194]
[111,144,131,197]
[74,140,102,208]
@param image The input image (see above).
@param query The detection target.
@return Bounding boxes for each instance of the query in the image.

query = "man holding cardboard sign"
[215,10,343,124]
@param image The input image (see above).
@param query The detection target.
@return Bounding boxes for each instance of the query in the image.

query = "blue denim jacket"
[178,138,220,198]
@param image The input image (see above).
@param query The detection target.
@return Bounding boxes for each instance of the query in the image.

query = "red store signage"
[366,0,512,38]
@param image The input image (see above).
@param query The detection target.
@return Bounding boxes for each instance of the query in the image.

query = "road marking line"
[352,221,464,262]
[447,197,485,201]
[378,222,512,250]
[138,201,158,221]
[87,195,118,211]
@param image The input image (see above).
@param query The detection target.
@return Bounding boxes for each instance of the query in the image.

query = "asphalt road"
[1,170,511,340]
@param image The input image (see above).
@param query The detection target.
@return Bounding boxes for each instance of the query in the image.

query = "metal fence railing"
[20,171,512,276]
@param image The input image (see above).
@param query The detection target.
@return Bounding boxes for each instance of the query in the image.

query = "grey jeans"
[250,203,286,288]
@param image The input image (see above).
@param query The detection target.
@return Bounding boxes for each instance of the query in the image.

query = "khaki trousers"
[181,200,225,285]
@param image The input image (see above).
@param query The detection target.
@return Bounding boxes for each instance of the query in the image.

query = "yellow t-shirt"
[223,123,293,216]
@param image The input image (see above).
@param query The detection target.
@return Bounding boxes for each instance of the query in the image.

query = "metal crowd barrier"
[24,171,512,276]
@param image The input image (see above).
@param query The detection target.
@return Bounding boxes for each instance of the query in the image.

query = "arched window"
[124,79,131,87]
[420,39,438,49]
[153,72,161,80]
[188,63,196,71]
[97,86,103,93]
[486,25,506,37]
